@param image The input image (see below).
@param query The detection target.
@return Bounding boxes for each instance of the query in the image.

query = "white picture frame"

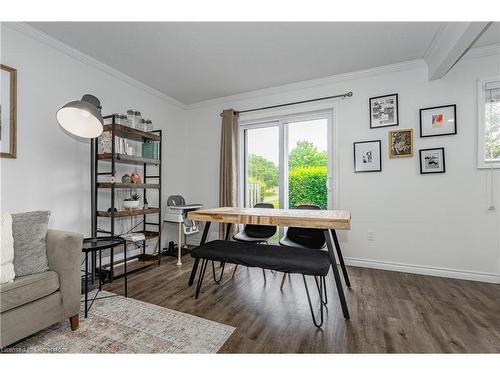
[354,140,382,173]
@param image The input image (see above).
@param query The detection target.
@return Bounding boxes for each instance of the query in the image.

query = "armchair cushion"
[0,271,59,313]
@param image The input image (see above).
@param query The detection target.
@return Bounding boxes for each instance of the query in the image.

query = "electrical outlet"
[367,230,376,241]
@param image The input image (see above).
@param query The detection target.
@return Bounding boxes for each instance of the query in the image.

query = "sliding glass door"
[240,111,333,212]
[287,117,329,209]
[242,122,280,208]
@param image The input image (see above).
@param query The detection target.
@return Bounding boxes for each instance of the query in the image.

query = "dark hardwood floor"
[104,255,500,353]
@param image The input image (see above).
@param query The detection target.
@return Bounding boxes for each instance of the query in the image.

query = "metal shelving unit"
[91,114,162,281]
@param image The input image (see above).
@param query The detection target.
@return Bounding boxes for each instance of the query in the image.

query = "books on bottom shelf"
[122,232,146,242]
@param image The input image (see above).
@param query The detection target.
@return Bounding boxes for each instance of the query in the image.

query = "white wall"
[184,53,500,283]
[2,22,499,283]
[0,24,188,247]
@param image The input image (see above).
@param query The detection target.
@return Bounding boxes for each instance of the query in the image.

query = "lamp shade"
[56,95,104,138]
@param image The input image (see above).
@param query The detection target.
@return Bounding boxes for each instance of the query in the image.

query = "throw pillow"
[1,213,15,283]
[12,211,51,277]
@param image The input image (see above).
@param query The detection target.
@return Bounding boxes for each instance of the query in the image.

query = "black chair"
[231,203,277,280]
[279,204,326,290]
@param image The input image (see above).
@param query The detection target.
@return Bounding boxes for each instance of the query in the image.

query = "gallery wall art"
[1,64,17,159]
[420,104,456,137]
[369,93,399,128]
[354,140,382,172]
[419,148,446,174]
[389,128,413,158]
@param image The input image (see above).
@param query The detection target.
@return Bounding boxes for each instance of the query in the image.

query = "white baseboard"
[345,257,500,284]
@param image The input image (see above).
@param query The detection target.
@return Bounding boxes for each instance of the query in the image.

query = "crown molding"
[4,22,187,109]
[185,59,426,110]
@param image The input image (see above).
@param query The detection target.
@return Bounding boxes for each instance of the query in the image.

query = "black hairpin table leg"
[330,229,351,288]
[188,221,211,286]
[324,229,350,320]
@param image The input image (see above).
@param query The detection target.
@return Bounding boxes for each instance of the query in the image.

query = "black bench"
[190,240,331,327]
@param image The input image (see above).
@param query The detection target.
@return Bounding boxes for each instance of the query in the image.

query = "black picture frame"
[419,104,457,138]
[419,147,446,174]
[354,140,382,173]
[369,93,399,129]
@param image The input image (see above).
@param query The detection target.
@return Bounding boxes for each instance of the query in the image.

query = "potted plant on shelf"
[123,193,141,210]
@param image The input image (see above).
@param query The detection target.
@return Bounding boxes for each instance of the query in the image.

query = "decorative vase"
[122,174,131,183]
[131,172,141,184]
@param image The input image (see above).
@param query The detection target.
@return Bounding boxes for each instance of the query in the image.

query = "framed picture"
[389,128,413,158]
[1,64,17,159]
[419,148,445,174]
[354,140,382,173]
[419,104,456,137]
[369,93,399,128]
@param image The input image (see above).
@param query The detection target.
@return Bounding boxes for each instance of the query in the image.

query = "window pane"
[485,87,500,161]
[245,126,279,208]
[287,119,328,209]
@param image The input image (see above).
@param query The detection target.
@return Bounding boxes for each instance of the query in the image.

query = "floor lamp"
[56,94,103,237]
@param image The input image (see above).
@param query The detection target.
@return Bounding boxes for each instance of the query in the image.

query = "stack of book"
[98,131,135,156]
[121,232,146,242]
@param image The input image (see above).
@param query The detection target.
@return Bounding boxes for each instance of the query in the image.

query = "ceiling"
[28,22,499,105]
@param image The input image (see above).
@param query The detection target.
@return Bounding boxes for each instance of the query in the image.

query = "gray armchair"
[0,229,82,348]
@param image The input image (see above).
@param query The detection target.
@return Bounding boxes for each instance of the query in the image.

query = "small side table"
[82,237,127,318]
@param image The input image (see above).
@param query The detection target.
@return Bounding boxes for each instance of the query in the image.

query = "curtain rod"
[220,91,353,117]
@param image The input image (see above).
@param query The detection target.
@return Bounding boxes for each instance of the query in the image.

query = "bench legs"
[324,229,350,320]
[314,276,328,306]
[201,223,232,284]
[303,275,324,328]
[212,261,226,283]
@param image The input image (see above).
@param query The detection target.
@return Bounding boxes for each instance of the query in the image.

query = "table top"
[82,236,125,252]
[187,207,351,230]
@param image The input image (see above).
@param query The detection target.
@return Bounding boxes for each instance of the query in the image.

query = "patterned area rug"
[8,291,235,353]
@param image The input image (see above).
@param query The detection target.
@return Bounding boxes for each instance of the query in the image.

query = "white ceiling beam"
[424,22,492,80]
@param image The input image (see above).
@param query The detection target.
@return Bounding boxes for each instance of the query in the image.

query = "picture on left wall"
[0,64,17,158]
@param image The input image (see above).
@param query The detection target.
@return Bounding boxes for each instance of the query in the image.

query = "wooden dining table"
[187,207,352,319]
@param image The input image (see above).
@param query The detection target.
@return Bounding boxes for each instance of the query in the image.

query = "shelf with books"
[92,114,163,280]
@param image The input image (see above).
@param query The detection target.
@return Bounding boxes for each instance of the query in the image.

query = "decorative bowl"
[123,200,140,210]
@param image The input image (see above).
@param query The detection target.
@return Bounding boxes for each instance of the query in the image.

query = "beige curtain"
[219,109,239,239]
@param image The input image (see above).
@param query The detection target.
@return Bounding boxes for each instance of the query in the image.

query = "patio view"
[245,118,329,209]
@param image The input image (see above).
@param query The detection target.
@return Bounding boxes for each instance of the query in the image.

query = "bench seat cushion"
[191,240,331,276]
